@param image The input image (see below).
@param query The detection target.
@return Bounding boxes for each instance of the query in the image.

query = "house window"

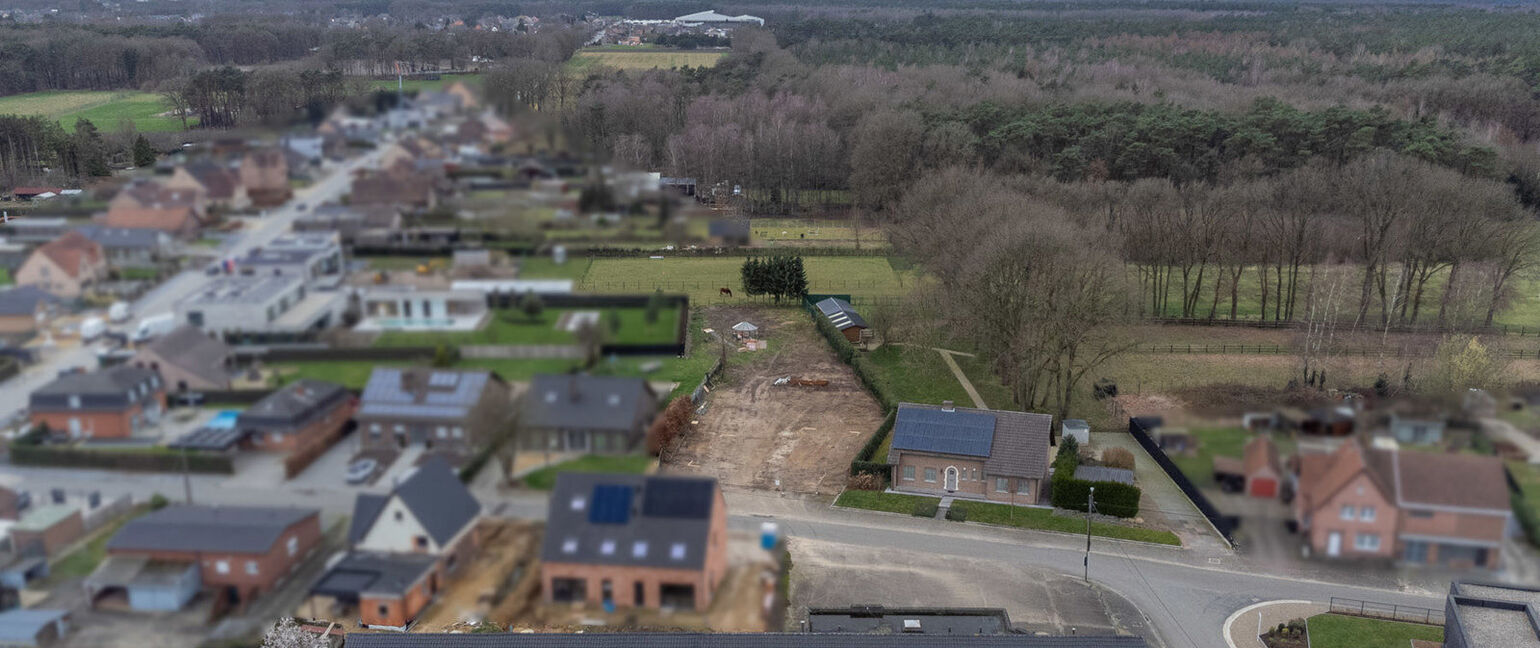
[902,466,915,481]
[1408,509,1435,519]
[632,541,648,558]
[377,604,389,617]
[452,427,464,439]
[415,536,428,549]
[924,468,937,483]
[68,395,81,409]
[600,540,616,556]
[1360,506,1376,522]
[436,426,447,439]
[995,478,1008,493]
[286,536,298,557]
[1017,480,1031,496]
[972,469,979,480]
[394,511,404,522]
[245,561,259,576]
[561,538,578,555]
[1355,533,1381,551]
[1339,505,1355,521]
[215,560,230,575]
[670,542,686,561]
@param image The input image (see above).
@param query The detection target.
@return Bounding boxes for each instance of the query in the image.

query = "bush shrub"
[647,396,694,457]
[945,505,968,522]
[1514,492,1540,547]
[847,473,882,491]
[11,445,233,474]
[1049,438,1141,517]
[911,499,939,518]
[1102,447,1135,470]
[149,493,169,510]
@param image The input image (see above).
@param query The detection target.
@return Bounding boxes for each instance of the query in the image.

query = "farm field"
[373,306,681,347]
[367,72,483,93]
[579,256,918,300]
[0,90,184,132]
[567,48,725,72]
[751,217,887,248]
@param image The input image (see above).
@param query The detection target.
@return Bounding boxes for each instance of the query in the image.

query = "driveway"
[1091,431,1230,555]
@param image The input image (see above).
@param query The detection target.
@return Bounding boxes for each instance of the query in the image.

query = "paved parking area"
[1091,431,1229,554]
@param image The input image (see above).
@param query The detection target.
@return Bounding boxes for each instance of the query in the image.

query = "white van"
[79,317,105,341]
[132,313,176,343]
[108,301,130,323]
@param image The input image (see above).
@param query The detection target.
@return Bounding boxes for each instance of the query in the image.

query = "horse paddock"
[665,306,886,495]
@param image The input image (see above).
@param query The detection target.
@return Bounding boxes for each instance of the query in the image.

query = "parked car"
[108,301,131,323]
[346,458,379,484]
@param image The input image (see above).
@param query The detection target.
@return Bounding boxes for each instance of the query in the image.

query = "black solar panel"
[588,484,633,525]
[641,478,714,519]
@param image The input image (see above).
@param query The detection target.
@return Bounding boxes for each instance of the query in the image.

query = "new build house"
[518,374,659,455]
[29,366,165,439]
[307,456,481,628]
[176,275,344,341]
[541,473,728,612]
[886,401,1053,505]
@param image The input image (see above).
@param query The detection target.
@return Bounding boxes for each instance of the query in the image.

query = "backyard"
[1165,427,1296,487]
[1305,613,1443,648]
[372,306,681,347]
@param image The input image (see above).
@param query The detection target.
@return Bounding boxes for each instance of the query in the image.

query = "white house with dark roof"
[886,401,1053,505]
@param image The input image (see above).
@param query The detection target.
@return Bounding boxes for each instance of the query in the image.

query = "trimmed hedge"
[11,445,234,474]
[1515,492,1540,548]
[810,308,897,411]
[849,411,897,479]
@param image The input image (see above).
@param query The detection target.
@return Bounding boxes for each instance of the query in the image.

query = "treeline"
[0,116,119,188]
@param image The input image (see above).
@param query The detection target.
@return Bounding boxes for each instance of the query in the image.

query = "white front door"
[68,417,82,438]
[944,467,959,491]
[1327,531,1342,557]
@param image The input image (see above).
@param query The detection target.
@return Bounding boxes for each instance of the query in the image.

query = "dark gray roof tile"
[107,505,317,554]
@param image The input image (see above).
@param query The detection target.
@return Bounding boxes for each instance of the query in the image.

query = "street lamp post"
[1083,486,1095,582]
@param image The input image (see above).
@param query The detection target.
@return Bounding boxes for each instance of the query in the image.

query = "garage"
[1243,435,1282,499]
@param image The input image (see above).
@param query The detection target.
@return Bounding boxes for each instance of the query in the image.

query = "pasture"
[367,72,483,93]
[567,48,725,72]
[0,90,184,132]
[578,256,918,300]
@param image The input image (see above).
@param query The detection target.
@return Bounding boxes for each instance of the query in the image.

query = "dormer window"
[545,391,557,404]
[632,541,648,558]
[68,395,80,409]
[600,540,616,556]
[670,543,686,560]
[570,496,586,511]
[561,538,578,554]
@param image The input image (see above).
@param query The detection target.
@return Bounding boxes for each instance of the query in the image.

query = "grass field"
[752,217,887,247]
[949,500,1182,545]
[42,505,150,586]
[0,90,184,132]
[1510,461,1540,544]
[567,48,725,72]
[579,256,918,301]
[522,454,655,489]
[864,345,1013,409]
[367,72,484,93]
[1306,613,1443,648]
[517,255,593,280]
[834,490,941,516]
[373,306,680,347]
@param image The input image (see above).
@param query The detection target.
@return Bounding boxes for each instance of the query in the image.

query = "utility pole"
[1083,486,1095,582]
[181,447,194,504]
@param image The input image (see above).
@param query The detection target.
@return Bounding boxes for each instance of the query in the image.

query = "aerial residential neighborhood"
[0,1,1538,647]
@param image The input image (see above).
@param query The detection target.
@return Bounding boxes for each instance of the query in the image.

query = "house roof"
[888,403,1053,479]
[107,505,317,554]
[183,161,241,199]
[238,379,349,427]
[815,297,867,330]
[1391,449,1509,511]
[522,374,656,433]
[73,225,166,250]
[358,367,497,421]
[542,473,719,570]
[0,285,58,316]
[1242,436,1280,477]
[32,230,103,278]
[31,365,160,411]
[115,179,201,209]
[140,325,232,387]
[99,206,199,232]
[310,551,439,599]
[0,609,70,642]
[345,634,1148,648]
[348,455,480,547]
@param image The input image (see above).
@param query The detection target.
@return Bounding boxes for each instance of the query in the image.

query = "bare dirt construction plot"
[667,306,885,495]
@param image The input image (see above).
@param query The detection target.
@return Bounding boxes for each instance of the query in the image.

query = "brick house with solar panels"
[355,367,512,457]
[541,473,728,612]
[236,379,355,452]
[814,297,867,343]
[307,455,482,628]
[886,401,1053,504]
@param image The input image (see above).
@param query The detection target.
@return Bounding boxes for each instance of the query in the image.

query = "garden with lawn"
[834,490,941,517]
[521,454,655,489]
[947,500,1181,545]
[1305,613,1443,648]
[372,306,681,347]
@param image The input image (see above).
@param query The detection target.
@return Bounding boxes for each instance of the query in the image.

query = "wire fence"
[1135,316,1540,337]
[1328,597,1444,626]
[1134,344,1540,359]
[575,280,907,294]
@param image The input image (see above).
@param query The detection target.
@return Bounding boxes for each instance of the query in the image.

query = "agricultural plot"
[367,72,483,93]
[0,90,184,132]
[372,306,681,347]
[567,48,725,72]
[580,256,918,300]
[751,217,886,248]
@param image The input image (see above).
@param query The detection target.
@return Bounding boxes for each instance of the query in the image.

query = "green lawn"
[0,90,185,132]
[1306,613,1443,648]
[518,255,592,280]
[834,490,941,517]
[521,454,655,489]
[1510,461,1540,545]
[367,72,483,93]
[949,500,1182,545]
[273,361,403,389]
[1166,427,1294,487]
[373,307,681,347]
[580,256,918,301]
[364,256,449,271]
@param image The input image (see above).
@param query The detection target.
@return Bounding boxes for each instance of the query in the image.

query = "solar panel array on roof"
[588,484,634,525]
[642,478,714,519]
[890,407,997,457]
[358,368,490,419]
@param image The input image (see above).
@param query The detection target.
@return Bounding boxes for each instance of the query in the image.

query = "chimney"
[941,400,955,413]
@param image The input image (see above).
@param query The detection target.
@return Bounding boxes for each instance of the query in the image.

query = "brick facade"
[890,452,1041,505]
[249,398,356,453]
[1300,472,1398,560]
[12,509,84,558]
[107,512,321,597]
[31,390,166,439]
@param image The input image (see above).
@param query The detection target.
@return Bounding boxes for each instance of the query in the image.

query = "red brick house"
[307,456,482,629]
[29,366,165,439]
[235,380,354,453]
[886,401,1053,505]
[1243,436,1282,498]
[11,505,84,558]
[15,231,108,299]
[99,180,206,240]
[1294,440,1511,569]
[240,148,292,207]
[93,505,322,608]
[541,473,729,612]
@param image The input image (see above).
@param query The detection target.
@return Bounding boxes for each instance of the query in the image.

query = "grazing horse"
[720,287,733,297]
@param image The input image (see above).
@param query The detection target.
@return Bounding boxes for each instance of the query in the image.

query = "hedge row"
[11,445,234,474]
[1049,442,1141,518]
[811,309,897,410]
[850,411,897,478]
[1515,492,1540,548]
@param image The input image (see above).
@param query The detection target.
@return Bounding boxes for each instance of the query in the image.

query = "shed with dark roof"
[815,297,867,342]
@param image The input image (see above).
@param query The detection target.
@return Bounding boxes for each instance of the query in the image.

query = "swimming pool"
[207,410,241,430]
